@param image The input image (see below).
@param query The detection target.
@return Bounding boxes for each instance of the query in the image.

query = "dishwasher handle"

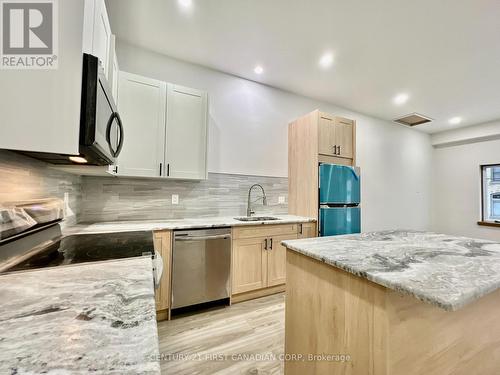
[175,234,231,241]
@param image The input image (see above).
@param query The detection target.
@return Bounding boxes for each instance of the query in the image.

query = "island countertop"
[282,230,500,311]
[0,257,160,374]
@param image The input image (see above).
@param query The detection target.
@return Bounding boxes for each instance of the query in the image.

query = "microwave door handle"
[114,112,124,156]
[106,112,124,157]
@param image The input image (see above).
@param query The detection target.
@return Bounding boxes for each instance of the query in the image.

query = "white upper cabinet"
[91,0,112,78]
[116,72,208,180]
[165,84,208,180]
[108,35,119,101]
[111,53,119,102]
[0,0,117,157]
[0,0,87,155]
[117,72,166,177]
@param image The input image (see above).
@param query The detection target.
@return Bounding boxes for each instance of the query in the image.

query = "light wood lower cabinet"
[231,223,315,302]
[153,230,172,321]
[231,237,268,294]
[298,222,317,238]
[267,234,294,287]
[153,222,317,318]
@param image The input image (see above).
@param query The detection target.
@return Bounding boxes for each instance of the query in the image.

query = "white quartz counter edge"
[64,215,316,235]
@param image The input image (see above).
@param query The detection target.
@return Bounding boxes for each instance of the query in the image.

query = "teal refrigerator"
[319,164,361,236]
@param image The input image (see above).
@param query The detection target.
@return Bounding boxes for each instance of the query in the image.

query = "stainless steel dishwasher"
[172,227,231,309]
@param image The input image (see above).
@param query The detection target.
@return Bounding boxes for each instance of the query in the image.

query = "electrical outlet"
[278,196,286,204]
[171,194,179,205]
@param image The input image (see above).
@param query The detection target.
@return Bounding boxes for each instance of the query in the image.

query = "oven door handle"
[175,234,231,241]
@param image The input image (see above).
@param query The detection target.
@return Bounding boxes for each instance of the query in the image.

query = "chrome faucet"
[247,184,267,217]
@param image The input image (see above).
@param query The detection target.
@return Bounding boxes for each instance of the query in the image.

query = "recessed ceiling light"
[254,65,264,75]
[448,116,462,125]
[178,0,192,9]
[319,52,334,68]
[69,156,88,164]
[393,93,409,105]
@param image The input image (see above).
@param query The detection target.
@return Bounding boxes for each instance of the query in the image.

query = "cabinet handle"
[338,145,341,155]
[299,224,303,235]
[167,163,170,177]
[264,238,268,250]
[269,238,273,250]
[159,163,162,176]
[333,145,337,154]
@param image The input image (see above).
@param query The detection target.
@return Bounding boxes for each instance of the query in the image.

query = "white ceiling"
[106,0,500,134]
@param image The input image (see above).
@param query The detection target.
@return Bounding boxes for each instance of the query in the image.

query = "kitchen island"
[282,230,500,375]
[0,257,160,374]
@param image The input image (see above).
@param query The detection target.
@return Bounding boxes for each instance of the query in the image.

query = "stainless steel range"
[0,199,162,286]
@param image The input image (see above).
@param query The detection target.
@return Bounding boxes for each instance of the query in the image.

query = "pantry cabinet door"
[318,114,336,157]
[117,72,166,177]
[165,84,208,180]
[334,117,354,159]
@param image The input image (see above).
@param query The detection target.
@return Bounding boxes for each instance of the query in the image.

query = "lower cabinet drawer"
[232,224,298,240]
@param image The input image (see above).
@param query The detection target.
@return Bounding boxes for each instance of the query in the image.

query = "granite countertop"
[0,257,160,374]
[64,214,316,235]
[282,230,500,311]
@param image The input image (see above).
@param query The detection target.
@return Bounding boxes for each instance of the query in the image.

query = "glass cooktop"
[8,231,154,272]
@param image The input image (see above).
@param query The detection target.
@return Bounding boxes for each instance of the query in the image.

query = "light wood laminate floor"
[157,293,285,374]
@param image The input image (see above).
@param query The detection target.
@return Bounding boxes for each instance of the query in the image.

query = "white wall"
[116,40,433,232]
[432,138,500,241]
[432,120,500,147]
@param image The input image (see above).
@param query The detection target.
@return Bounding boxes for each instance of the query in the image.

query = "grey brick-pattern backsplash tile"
[0,150,82,226]
[79,173,288,223]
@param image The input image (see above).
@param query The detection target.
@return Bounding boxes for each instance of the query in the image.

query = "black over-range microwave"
[20,54,124,166]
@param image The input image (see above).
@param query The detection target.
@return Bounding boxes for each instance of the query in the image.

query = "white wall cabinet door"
[108,35,119,102]
[165,84,208,180]
[117,72,166,177]
[111,53,119,102]
[92,0,112,78]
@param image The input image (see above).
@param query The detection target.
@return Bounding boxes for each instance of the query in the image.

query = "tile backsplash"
[0,150,82,226]
[0,150,288,224]
[79,173,288,222]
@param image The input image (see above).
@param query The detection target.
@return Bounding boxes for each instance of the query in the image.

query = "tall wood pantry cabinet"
[288,110,357,227]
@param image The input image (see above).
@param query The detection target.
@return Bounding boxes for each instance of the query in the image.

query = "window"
[493,167,500,182]
[481,165,500,223]
[491,194,500,219]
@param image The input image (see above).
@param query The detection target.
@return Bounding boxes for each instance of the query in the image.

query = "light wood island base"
[285,250,500,375]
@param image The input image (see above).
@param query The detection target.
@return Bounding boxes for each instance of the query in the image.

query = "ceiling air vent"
[393,113,433,127]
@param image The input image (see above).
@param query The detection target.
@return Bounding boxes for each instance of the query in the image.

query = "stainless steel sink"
[234,216,281,222]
